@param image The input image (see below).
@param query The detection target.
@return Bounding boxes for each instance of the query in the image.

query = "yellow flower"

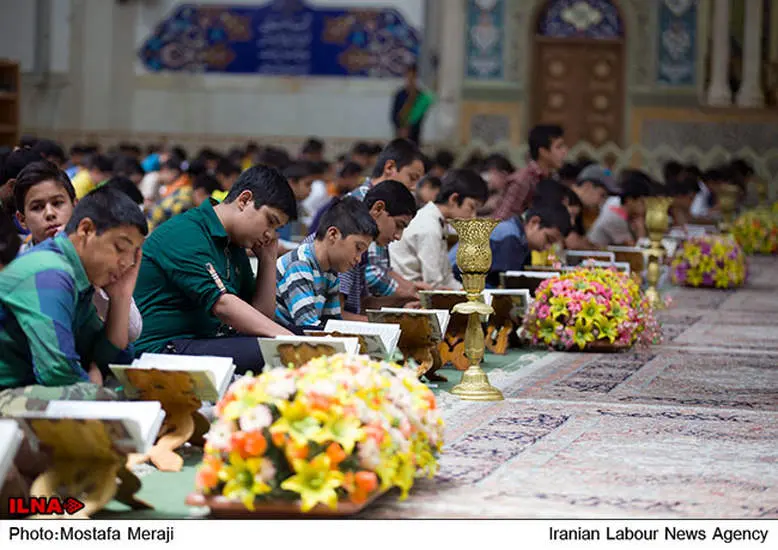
[219,452,272,510]
[686,270,704,287]
[579,298,606,327]
[537,317,557,344]
[711,239,729,261]
[697,255,715,274]
[572,318,595,350]
[595,317,619,343]
[281,454,345,512]
[270,399,327,446]
[312,414,364,454]
[714,268,732,288]
[684,244,702,266]
[548,296,569,318]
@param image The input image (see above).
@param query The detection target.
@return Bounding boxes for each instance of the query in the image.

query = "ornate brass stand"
[447,218,503,401]
[644,197,672,310]
[717,183,740,233]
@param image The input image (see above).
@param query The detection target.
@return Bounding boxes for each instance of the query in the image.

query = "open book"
[110,354,236,403]
[318,319,401,359]
[259,335,360,368]
[367,308,451,341]
[483,289,531,316]
[0,420,23,489]
[16,401,165,457]
[565,250,615,266]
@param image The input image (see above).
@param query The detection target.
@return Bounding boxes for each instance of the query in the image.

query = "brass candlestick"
[447,218,503,401]
[717,183,740,233]
[644,197,672,310]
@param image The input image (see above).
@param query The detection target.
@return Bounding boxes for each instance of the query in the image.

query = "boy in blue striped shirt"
[275,197,377,328]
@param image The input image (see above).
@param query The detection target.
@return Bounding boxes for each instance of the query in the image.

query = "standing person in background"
[493,125,568,220]
[391,63,434,146]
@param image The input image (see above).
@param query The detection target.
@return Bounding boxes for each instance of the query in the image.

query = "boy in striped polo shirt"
[275,197,377,328]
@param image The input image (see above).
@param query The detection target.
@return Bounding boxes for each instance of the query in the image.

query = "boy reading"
[301,180,418,320]
[0,186,146,400]
[486,203,572,287]
[276,197,377,328]
[133,165,299,373]
[588,170,652,247]
[390,169,488,289]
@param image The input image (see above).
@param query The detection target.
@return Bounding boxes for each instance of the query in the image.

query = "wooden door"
[531,37,625,147]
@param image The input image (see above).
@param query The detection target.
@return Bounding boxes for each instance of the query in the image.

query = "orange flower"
[229,431,248,457]
[195,464,219,491]
[307,393,333,411]
[349,488,368,505]
[342,471,356,493]
[363,423,386,445]
[326,442,347,466]
[285,442,309,462]
[243,431,268,456]
[271,431,287,447]
[354,471,378,493]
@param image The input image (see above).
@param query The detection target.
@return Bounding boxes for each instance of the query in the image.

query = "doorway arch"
[530,0,627,147]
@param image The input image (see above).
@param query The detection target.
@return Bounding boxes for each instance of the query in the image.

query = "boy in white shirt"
[389,169,487,289]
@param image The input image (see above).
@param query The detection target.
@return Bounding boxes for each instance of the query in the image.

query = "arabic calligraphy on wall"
[465,0,505,80]
[656,0,697,86]
[138,0,420,77]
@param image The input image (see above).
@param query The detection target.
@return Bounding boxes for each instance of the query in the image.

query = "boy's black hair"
[14,160,76,213]
[433,150,456,171]
[558,162,581,181]
[368,142,384,156]
[434,169,488,205]
[196,147,222,163]
[89,154,114,174]
[302,137,324,155]
[534,179,582,209]
[186,158,209,178]
[102,175,144,205]
[572,174,608,191]
[730,158,754,178]
[161,158,182,172]
[314,196,378,240]
[216,158,241,177]
[666,178,698,197]
[418,175,442,190]
[1,148,42,187]
[257,147,291,171]
[19,135,39,149]
[113,155,145,178]
[0,209,21,266]
[619,170,654,201]
[483,153,515,174]
[224,164,298,221]
[663,160,684,184]
[528,124,564,161]
[283,161,316,182]
[170,146,188,162]
[524,202,572,237]
[193,173,221,196]
[370,138,424,179]
[32,140,66,164]
[69,144,87,156]
[65,185,148,237]
[338,161,363,178]
[352,141,372,156]
[461,151,485,172]
[364,179,418,218]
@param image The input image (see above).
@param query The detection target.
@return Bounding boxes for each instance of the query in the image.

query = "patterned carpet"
[105,257,778,519]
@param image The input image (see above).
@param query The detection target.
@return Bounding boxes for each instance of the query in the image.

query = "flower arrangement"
[194,354,443,513]
[522,266,662,350]
[731,210,778,255]
[670,234,747,288]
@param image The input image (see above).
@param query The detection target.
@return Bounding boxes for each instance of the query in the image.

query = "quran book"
[482,289,531,317]
[17,401,165,457]
[258,335,360,368]
[565,250,616,266]
[110,354,236,403]
[321,320,401,358]
[0,420,23,489]
[366,308,451,341]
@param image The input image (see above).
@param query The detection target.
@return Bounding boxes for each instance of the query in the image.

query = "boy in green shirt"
[133,165,299,373]
[0,185,147,414]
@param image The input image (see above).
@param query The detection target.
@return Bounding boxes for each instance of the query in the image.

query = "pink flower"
[537,304,550,319]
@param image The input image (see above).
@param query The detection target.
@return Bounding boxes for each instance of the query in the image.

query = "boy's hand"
[104,248,142,300]
[87,362,103,386]
[412,281,434,291]
[253,236,279,262]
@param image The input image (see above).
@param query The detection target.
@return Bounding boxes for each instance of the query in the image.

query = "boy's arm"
[11,270,90,386]
[252,240,280,318]
[339,294,368,322]
[276,262,324,328]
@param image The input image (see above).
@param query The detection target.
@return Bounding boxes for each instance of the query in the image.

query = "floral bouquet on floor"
[522,266,662,351]
[731,210,778,255]
[193,354,443,513]
[670,234,747,289]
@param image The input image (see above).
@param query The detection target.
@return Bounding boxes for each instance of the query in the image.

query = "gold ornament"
[644,197,672,310]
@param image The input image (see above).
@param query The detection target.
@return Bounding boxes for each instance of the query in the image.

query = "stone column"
[706,0,732,106]
[736,0,765,107]
[436,0,466,142]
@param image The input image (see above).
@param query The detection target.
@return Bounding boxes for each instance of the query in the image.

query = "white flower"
[258,457,276,483]
[266,377,296,400]
[204,420,233,450]
[239,405,273,432]
[358,438,381,470]
[389,428,410,453]
[307,379,337,397]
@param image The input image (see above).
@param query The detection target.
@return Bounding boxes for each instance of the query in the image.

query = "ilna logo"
[7,496,85,516]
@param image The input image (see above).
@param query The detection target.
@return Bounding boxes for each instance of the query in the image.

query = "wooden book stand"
[276,342,338,368]
[484,294,526,355]
[124,369,209,472]
[367,312,443,380]
[26,418,151,519]
[419,292,470,372]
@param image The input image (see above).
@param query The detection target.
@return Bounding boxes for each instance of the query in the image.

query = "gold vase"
[717,183,740,232]
[448,218,503,401]
[644,197,672,310]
